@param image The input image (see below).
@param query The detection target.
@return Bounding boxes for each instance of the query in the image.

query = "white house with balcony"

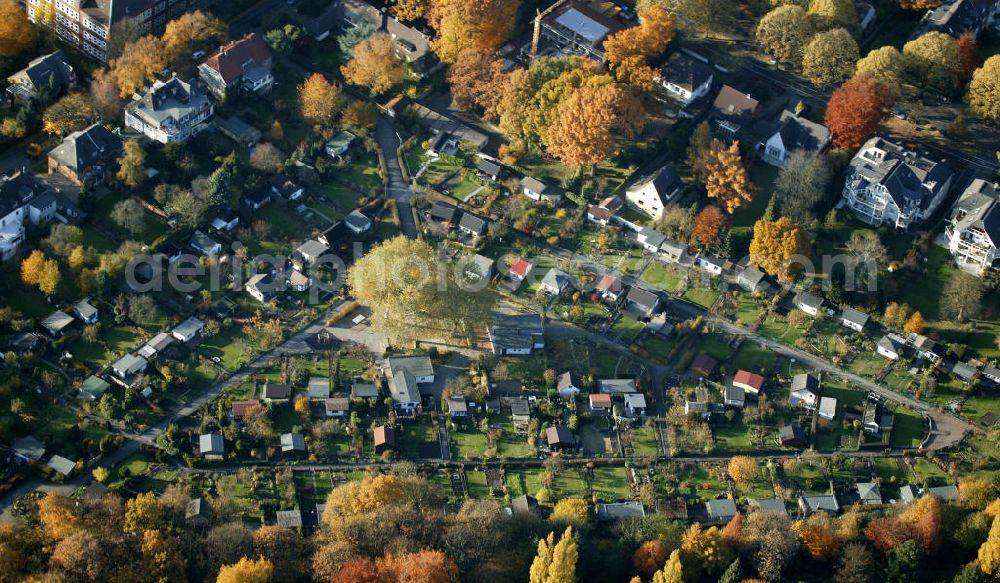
[841,137,953,229]
[0,171,52,261]
[945,179,1000,276]
[124,77,214,143]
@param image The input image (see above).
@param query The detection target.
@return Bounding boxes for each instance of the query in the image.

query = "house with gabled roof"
[186,498,213,528]
[818,396,837,421]
[111,354,147,384]
[945,179,1000,276]
[637,227,668,253]
[877,335,904,360]
[199,433,225,459]
[270,174,304,201]
[790,373,819,410]
[6,51,75,103]
[280,432,306,455]
[712,84,760,139]
[124,77,214,144]
[48,123,122,187]
[522,176,562,204]
[799,494,840,515]
[857,482,883,505]
[79,375,111,401]
[841,307,870,332]
[557,371,583,398]
[488,313,544,355]
[198,33,274,99]
[540,268,573,295]
[459,212,488,238]
[748,498,788,516]
[626,286,661,317]
[589,393,613,415]
[659,53,714,105]
[626,164,682,220]
[794,291,824,317]
[172,317,204,343]
[596,275,624,301]
[705,498,737,524]
[761,110,831,168]
[190,230,222,256]
[733,370,765,395]
[41,310,74,337]
[546,425,576,450]
[537,1,625,62]
[387,16,435,74]
[262,383,292,402]
[373,424,396,454]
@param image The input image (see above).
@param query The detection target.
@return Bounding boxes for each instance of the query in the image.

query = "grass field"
[890,409,925,448]
[590,467,632,502]
[641,261,684,292]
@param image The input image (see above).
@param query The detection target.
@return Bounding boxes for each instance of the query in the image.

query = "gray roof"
[510,399,530,416]
[819,396,837,418]
[186,498,212,520]
[13,51,74,93]
[624,393,647,409]
[597,501,645,521]
[296,239,329,259]
[48,124,122,174]
[386,16,432,63]
[899,484,918,503]
[511,494,539,515]
[308,377,330,399]
[541,268,573,292]
[12,436,45,461]
[749,498,788,515]
[459,212,488,234]
[112,353,147,376]
[41,310,74,334]
[800,495,840,513]
[856,482,882,504]
[638,227,668,249]
[791,373,819,393]
[0,171,49,216]
[628,164,682,203]
[429,201,457,222]
[779,423,806,443]
[389,369,421,404]
[387,355,434,379]
[626,287,660,311]
[600,378,637,394]
[949,179,1000,247]
[489,313,544,353]
[724,385,745,405]
[795,291,824,309]
[408,103,488,150]
[841,307,870,327]
[275,509,303,528]
[190,230,220,254]
[952,361,979,380]
[126,77,212,131]
[849,137,953,215]
[661,53,713,92]
[352,382,379,398]
[705,498,737,521]
[47,455,76,476]
[983,364,1000,379]
[280,432,306,452]
[263,383,291,399]
[344,210,372,232]
[522,176,559,196]
[773,110,830,153]
[199,433,224,455]
[478,158,503,176]
[74,299,98,320]
[927,485,959,500]
[80,375,111,399]
[173,317,204,339]
[878,335,903,354]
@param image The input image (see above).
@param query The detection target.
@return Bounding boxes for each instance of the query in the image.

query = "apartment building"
[945,179,1000,276]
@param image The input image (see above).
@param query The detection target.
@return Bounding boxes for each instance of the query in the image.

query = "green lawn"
[731,342,777,372]
[590,467,632,502]
[315,182,362,212]
[630,426,660,456]
[847,352,888,379]
[466,470,491,499]
[730,163,779,228]
[890,409,925,448]
[641,261,684,292]
[713,420,751,450]
[682,287,721,309]
[199,326,247,371]
[895,246,958,321]
[758,316,809,345]
[451,426,489,459]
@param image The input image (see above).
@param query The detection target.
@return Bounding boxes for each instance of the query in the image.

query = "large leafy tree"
[749,216,810,282]
[903,32,962,93]
[117,140,146,189]
[941,271,983,321]
[807,0,858,33]
[802,28,859,87]
[967,55,1000,122]
[756,5,813,64]
[448,48,506,120]
[529,526,578,583]
[161,10,225,62]
[298,73,343,125]
[389,0,430,20]
[855,46,907,97]
[545,82,645,168]
[110,35,167,96]
[217,557,274,583]
[603,5,675,90]
[692,206,729,247]
[825,75,892,150]
[428,0,520,63]
[42,94,98,136]
[774,150,831,221]
[0,0,33,57]
[980,515,1000,577]
[341,33,406,95]
[705,140,753,214]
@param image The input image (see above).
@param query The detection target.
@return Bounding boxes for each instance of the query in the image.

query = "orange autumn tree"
[603,5,676,90]
[898,0,941,9]
[957,33,982,81]
[298,73,343,125]
[633,540,668,576]
[0,0,34,58]
[341,33,406,95]
[794,515,842,561]
[545,83,645,168]
[428,0,520,63]
[749,217,810,282]
[825,74,892,150]
[376,550,459,583]
[332,558,377,583]
[448,48,507,120]
[161,10,225,62]
[904,311,925,333]
[692,205,729,247]
[900,495,943,553]
[722,512,743,545]
[705,140,753,213]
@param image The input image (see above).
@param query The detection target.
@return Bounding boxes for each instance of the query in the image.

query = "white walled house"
[0,171,51,260]
[760,110,831,167]
[197,33,274,100]
[124,78,214,144]
[659,53,713,105]
[624,164,682,220]
[945,179,1000,276]
[842,137,954,229]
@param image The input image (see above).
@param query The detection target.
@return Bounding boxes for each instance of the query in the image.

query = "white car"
[191,50,206,60]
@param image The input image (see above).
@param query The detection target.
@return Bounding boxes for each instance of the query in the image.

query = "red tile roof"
[203,33,271,84]
[596,275,623,294]
[589,393,612,408]
[733,370,765,391]
[510,258,532,278]
[231,399,259,418]
[689,353,718,377]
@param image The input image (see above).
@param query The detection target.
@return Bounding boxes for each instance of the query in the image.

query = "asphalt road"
[375,117,418,239]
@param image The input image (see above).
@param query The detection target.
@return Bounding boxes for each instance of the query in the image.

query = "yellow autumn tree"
[216,557,274,583]
[705,139,753,213]
[111,35,167,97]
[749,216,810,282]
[42,93,98,137]
[680,523,733,577]
[161,10,225,62]
[428,0,520,63]
[38,259,61,296]
[979,515,1000,577]
[529,526,578,583]
[545,83,645,168]
[21,250,47,286]
[117,140,146,189]
[603,5,675,90]
[298,73,343,126]
[794,514,842,561]
[904,311,925,333]
[0,0,34,58]
[727,456,757,484]
[389,0,430,20]
[341,33,406,95]
[551,498,590,524]
[652,549,684,583]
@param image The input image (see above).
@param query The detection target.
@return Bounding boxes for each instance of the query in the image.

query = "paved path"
[375,117,418,239]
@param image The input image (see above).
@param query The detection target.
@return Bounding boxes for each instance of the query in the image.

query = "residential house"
[600,379,637,395]
[659,53,714,105]
[724,385,745,408]
[352,382,380,400]
[295,239,329,267]
[172,317,204,343]
[690,353,719,378]
[199,433,225,459]
[386,17,434,74]
[587,205,614,226]
[536,1,625,62]
[625,164,682,220]
[790,374,819,410]
[696,252,726,275]
[876,335,904,360]
[270,175,304,201]
[589,393,612,415]
[308,377,330,400]
[137,332,174,360]
[324,131,356,159]
[626,287,661,317]
[541,268,573,295]
[243,188,272,210]
[794,291,823,316]
[705,499,738,524]
[280,432,306,455]
[211,209,240,232]
[546,425,576,451]
[487,379,522,400]
[952,361,979,383]
[748,498,789,516]
[522,176,562,204]
[275,510,303,529]
[818,397,837,421]
[799,495,840,515]
[447,395,469,418]
[190,230,222,256]
[685,401,709,418]
[186,499,213,528]
[732,370,765,396]
[245,272,279,303]
[428,202,457,226]
[459,212,488,238]
[637,227,668,253]
[510,399,531,430]
[982,364,1000,386]
[373,425,396,454]
[916,0,1000,39]
[908,333,942,362]
[508,258,533,283]
[711,84,760,140]
[927,485,961,501]
[111,354,147,384]
[6,51,75,102]
[198,33,274,100]
[596,275,624,301]
[408,103,488,151]
[287,266,310,294]
[41,310,74,337]
[944,179,1000,276]
[511,494,540,516]
[841,307,870,332]
[477,158,505,182]
[231,400,259,420]
[262,383,292,402]
[760,110,831,167]
[11,436,46,463]
[488,313,544,355]
[385,368,421,414]
[660,239,687,264]
[79,376,110,401]
[778,423,806,446]
[215,116,261,149]
[842,137,954,229]
[863,396,883,435]
[461,254,494,282]
[8,332,47,355]
[557,371,583,398]
[737,266,768,293]
[0,171,53,260]
[124,77,214,144]
[384,355,434,413]
[324,398,350,418]
[597,502,646,521]
[623,393,647,418]
[344,210,372,235]
[857,482,883,505]
[341,0,384,29]
[47,123,122,187]
[47,455,76,478]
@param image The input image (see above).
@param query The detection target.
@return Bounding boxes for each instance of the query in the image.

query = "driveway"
[375,117,418,239]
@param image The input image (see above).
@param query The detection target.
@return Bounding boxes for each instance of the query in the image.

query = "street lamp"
[789,358,796,377]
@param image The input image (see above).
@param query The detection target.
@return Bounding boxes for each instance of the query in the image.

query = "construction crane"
[530,0,573,60]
